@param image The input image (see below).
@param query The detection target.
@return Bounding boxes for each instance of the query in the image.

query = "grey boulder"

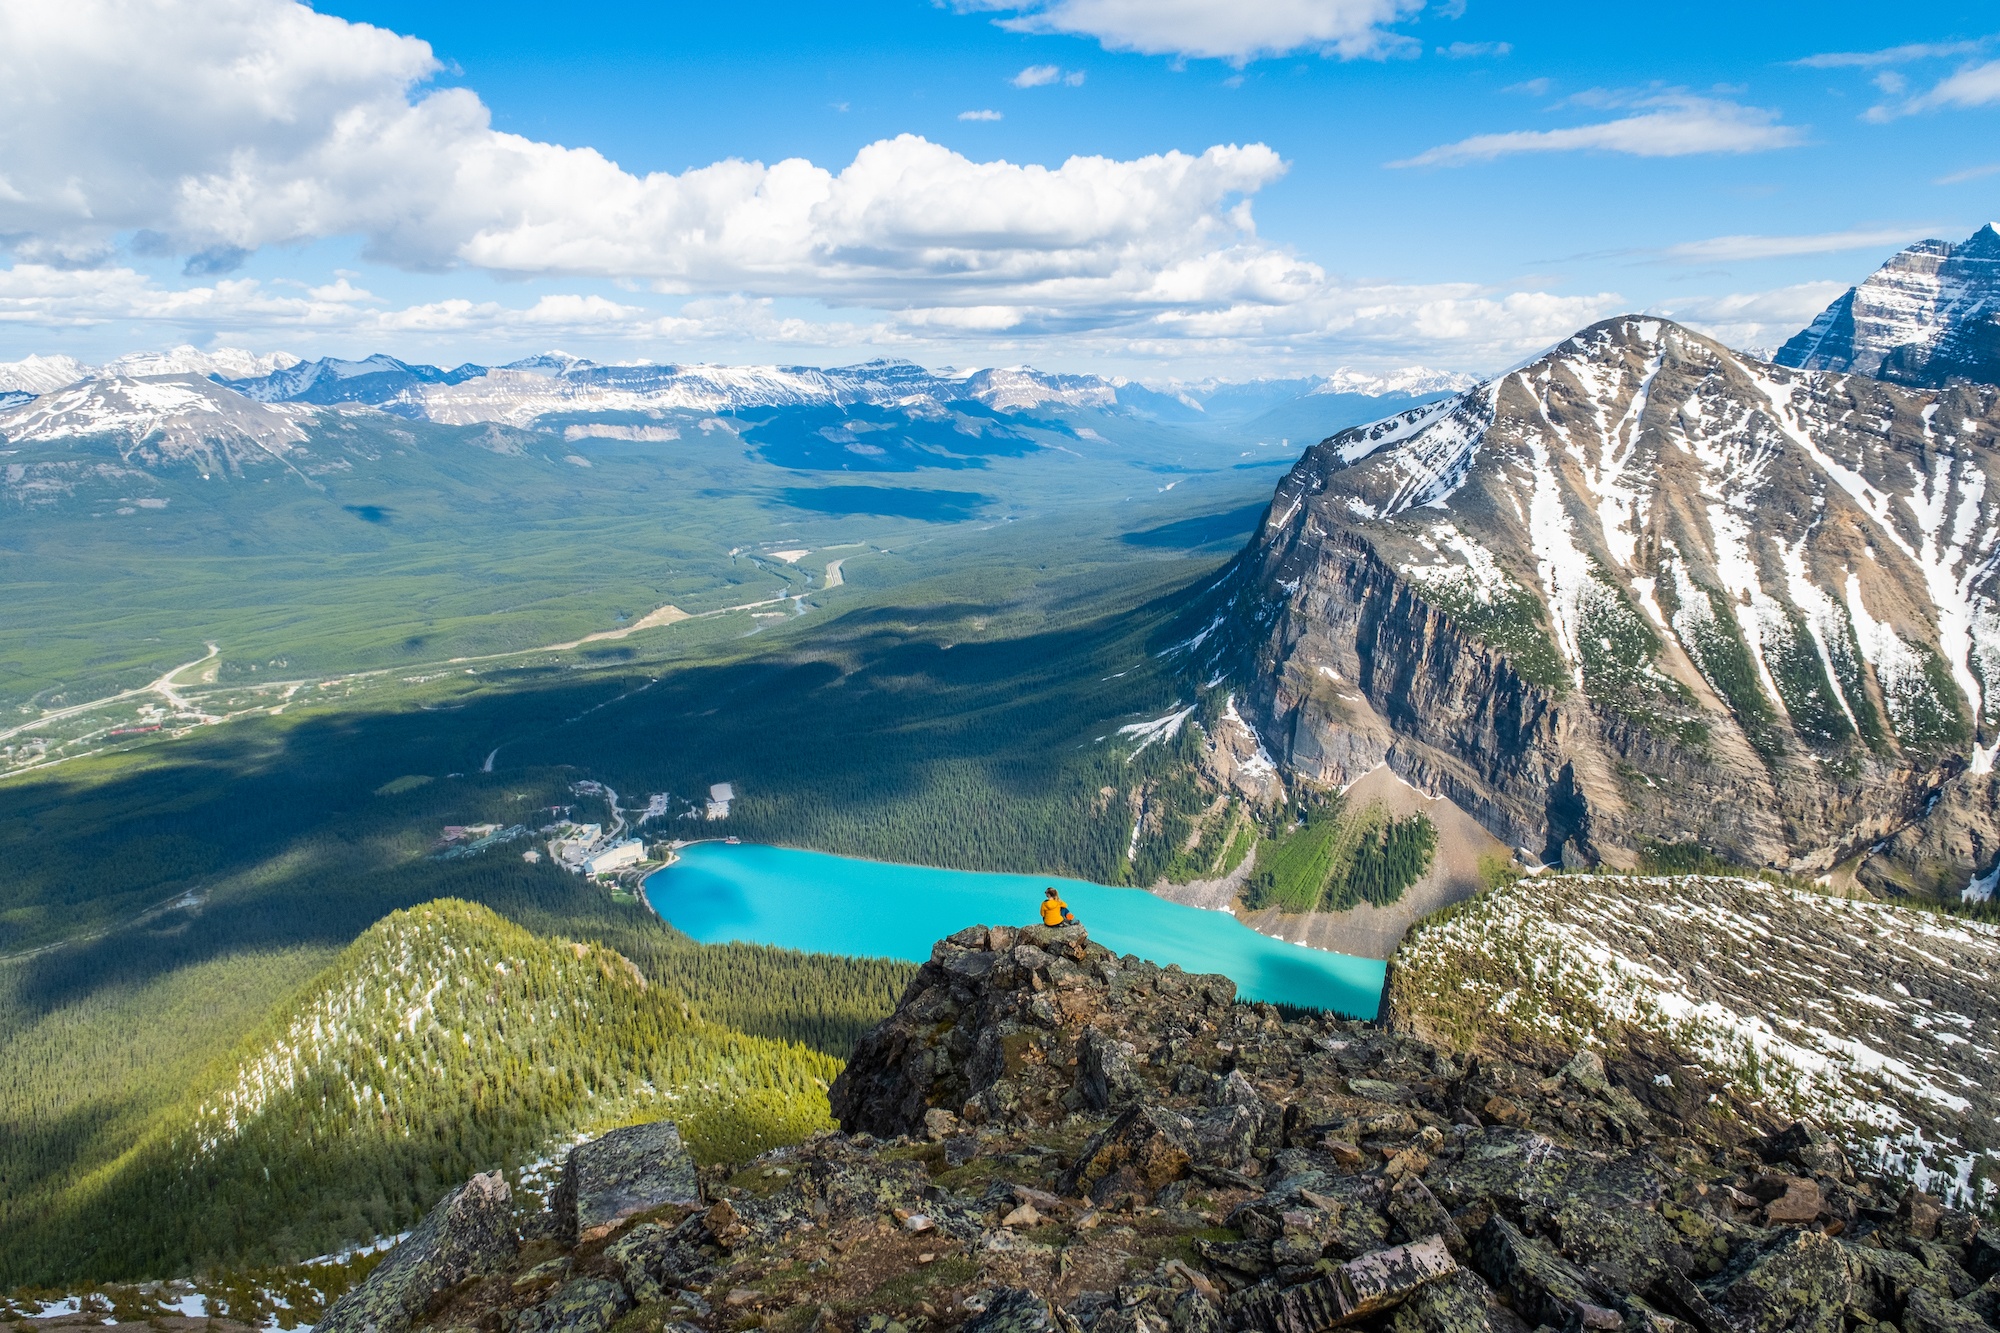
[316,1171,517,1333]
[551,1119,698,1244]
[505,1278,633,1333]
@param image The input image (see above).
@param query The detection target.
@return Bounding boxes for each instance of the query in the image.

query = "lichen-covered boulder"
[1841,1238,1957,1317]
[1709,1230,1846,1333]
[316,1172,516,1333]
[551,1119,698,1244]
[1902,1287,1994,1333]
[1058,1105,1196,1202]
[601,1217,714,1303]
[1753,1120,1852,1181]
[1969,1232,2000,1283]
[1388,1269,1532,1333]
[1076,1025,1144,1111]
[1961,1277,2000,1326]
[505,1278,632,1333]
[1232,1237,1459,1331]
[1469,1217,1617,1331]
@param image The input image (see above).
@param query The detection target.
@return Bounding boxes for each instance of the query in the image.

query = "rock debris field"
[1392,874,2000,1213]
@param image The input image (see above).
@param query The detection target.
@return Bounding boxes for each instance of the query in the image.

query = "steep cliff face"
[1181,316,2000,887]
[1778,223,2000,389]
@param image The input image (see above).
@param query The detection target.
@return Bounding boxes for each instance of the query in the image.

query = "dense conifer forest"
[1,901,852,1285]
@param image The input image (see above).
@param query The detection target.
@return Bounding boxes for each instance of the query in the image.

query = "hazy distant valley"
[0,348,1462,723]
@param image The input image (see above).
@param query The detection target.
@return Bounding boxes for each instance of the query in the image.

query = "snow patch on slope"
[1405,523,1515,606]
[1524,434,1593,687]
[1400,873,2000,1209]
[1117,704,1197,758]
[1749,368,2000,760]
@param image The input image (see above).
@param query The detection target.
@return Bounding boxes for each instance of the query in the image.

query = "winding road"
[0,644,218,745]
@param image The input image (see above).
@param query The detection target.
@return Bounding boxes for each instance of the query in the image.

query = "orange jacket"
[1040,896,1069,926]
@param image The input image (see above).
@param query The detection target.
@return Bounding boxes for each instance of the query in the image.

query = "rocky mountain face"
[223,921,1998,1333]
[1778,225,2000,390]
[1178,315,2000,893]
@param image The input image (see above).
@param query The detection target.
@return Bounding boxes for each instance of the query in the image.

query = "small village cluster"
[437,780,739,881]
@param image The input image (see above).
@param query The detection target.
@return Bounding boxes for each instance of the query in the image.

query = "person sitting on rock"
[1040,887,1079,928]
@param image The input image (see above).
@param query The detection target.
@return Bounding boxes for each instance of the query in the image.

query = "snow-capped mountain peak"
[1313,365,1480,398]
[1777,222,2000,388]
[499,351,593,377]
[100,345,301,382]
[0,347,301,397]
[0,373,314,469]
[0,353,90,395]
[1195,312,2000,895]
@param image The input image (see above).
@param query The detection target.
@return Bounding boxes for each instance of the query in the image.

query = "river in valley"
[643,842,1386,1018]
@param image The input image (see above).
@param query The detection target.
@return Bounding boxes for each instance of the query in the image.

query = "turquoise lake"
[643,842,1386,1018]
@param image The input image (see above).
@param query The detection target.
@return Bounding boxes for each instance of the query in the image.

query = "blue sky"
[1,0,1997,376]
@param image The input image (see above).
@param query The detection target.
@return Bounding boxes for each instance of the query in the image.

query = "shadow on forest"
[1122,502,1268,549]
[0,1097,153,1200]
[773,485,993,521]
[2,569,1210,1012]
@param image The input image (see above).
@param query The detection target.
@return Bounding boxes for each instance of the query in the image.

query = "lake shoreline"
[1149,766,1508,961]
[643,842,1386,1018]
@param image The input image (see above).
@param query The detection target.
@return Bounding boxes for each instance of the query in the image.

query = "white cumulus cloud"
[0,0,1631,372]
[1391,93,1805,167]
[0,0,1290,315]
[0,256,1626,374]
[959,0,1424,63]
[1651,281,1851,356]
[958,109,1005,120]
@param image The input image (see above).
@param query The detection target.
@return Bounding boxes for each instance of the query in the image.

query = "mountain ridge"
[91,907,1992,1333]
[0,348,1475,441]
[3,899,841,1285]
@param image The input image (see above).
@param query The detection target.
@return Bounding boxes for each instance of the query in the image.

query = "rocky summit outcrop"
[328,927,1998,1333]
[828,924,1239,1136]
[1778,225,2000,391]
[1174,314,2000,893]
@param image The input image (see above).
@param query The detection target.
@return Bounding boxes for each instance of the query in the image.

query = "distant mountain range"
[0,347,1476,456]
[1777,222,2000,388]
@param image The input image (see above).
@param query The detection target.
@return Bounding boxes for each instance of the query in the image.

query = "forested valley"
[0,556,1233,1289]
